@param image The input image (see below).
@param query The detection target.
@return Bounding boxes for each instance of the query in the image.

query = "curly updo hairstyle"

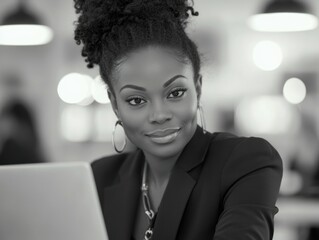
[74,0,200,94]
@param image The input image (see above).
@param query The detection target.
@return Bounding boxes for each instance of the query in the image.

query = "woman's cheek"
[118,104,147,136]
[118,101,142,123]
[172,96,197,123]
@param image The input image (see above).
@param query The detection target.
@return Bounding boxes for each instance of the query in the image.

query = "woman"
[73,1,283,239]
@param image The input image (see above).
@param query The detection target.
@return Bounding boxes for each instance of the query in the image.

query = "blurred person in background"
[0,98,45,165]
[74,0,283,239]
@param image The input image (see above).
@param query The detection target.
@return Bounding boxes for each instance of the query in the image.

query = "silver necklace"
[141,162,157,240]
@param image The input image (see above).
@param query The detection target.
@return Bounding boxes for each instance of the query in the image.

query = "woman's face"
[109,46,201,159]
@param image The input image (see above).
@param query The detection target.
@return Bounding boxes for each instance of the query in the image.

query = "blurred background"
[0,0,318,239]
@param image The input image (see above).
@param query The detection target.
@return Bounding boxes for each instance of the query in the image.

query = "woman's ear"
[195,74,202,102]
[107,90,120,120]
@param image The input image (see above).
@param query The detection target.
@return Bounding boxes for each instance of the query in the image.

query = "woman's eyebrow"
[120,85,146,92]
[119,75,186,92]
[163,75,186,88]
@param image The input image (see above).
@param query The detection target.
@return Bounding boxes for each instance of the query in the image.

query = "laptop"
[0,162,108,240]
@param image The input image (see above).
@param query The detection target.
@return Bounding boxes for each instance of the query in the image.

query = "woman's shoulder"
[91,152,129,171]
[210,131,279,156]
[90,151,136,202]
[91,152,133,185]
[208,131,283,182]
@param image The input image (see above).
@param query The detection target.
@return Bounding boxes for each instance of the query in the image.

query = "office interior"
[0,0,319,239]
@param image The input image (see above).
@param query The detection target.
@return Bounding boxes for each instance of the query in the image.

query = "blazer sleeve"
[213,137,283,240]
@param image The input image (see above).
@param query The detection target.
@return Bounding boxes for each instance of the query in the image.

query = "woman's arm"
[213,137,283,240]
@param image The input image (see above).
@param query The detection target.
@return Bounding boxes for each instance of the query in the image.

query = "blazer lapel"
[103,149,144,240]
[152,167,195,240]
[153,126,216,240]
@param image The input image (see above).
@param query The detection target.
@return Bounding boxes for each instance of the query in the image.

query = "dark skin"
[108,46,202,239]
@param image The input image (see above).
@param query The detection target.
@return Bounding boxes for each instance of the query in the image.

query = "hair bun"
[122,0,198,27]
[74,0,198,68]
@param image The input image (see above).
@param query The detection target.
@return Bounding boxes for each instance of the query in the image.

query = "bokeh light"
[283,78,307,104]
[91,76,110,104]
[57,73,93,105]
[253,41,283,71]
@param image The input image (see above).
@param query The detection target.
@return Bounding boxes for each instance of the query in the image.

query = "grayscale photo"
[0,1,318,240]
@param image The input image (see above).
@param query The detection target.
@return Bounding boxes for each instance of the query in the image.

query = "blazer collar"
[103,125,215,240]
[174,125,214,173]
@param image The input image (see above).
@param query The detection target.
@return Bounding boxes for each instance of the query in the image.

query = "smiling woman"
[112,46,199,161]
[73,1,283,240]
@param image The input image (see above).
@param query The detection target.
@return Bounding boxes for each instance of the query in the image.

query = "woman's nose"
[149,102,172,124]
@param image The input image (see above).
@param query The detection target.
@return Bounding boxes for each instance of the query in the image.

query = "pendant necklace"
[141,161,157,240]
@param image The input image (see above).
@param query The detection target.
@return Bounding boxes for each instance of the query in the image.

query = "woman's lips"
[145,127,181,144]
[145,127,181,137]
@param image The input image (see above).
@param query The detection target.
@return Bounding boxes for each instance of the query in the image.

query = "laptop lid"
[0,162,108,240]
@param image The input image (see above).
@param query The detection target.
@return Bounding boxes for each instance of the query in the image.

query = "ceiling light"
[0,3,53,46]
[248,0,318,32]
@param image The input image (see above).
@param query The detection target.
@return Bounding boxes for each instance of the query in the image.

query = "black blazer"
[91,125,283,240]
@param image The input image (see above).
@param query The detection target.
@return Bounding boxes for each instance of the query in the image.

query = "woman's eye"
[126,97,146,106]
[168,88,187,99]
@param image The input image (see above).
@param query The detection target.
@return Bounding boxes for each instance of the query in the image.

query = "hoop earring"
[112,120,127,153]
[198,103,207,134]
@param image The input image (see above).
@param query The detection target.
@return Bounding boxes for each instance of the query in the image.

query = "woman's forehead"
[113,46,193,85]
